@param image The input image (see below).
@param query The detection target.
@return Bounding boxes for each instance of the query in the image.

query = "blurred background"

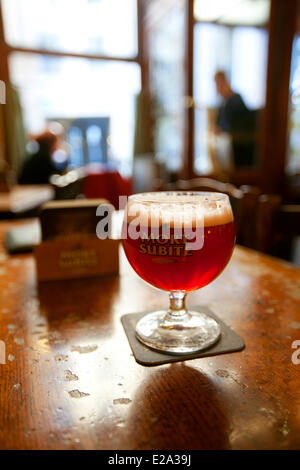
[0,0,300,264]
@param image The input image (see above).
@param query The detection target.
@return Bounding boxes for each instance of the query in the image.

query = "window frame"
[0,0,144,165]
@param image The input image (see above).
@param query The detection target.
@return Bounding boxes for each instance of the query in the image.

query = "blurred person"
[214,70,256,167]
[214,70,248,132]
[19,123,68,184]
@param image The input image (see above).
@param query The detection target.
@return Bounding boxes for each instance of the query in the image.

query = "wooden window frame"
[0,0,143,163]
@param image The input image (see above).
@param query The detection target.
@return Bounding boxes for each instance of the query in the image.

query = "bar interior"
[0,0,300,452]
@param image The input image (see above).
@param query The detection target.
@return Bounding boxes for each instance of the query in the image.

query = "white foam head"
[126,192,234,228]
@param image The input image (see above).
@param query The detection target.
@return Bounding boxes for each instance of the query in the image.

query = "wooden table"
[0,185,54,218]
[0,219,300,450]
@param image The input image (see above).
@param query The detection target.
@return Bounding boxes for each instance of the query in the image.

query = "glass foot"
[135,310,221,355]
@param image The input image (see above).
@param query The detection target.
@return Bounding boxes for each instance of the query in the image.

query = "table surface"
[0,219,300,450]
[0,185,54,214]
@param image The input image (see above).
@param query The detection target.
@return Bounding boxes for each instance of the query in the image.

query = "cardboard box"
[34,199,119,281]
[34,237,119,281]
[39,198,111,241]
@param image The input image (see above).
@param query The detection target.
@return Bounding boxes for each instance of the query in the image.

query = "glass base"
[135,310,221,355]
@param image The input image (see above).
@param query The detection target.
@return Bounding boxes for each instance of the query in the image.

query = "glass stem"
[166,291,188,322]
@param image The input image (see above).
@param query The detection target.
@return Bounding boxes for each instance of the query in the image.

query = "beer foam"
[126,192,234,228]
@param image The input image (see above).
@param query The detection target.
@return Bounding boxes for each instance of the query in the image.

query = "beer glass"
[122,192,235,354]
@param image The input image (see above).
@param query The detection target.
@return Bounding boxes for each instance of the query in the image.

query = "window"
[287,35,300,174]
[1,0,141,169]
[2,0,137,57]
[193,22,268,173]
[194,0,270,26]
[147,0,186,172]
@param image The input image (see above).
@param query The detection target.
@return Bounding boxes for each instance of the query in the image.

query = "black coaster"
[121,306,245,366]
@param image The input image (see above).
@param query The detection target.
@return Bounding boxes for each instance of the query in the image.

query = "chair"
[255,194,300,260]
[166,177,261,248]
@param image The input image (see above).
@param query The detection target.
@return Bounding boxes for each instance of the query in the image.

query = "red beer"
[121,192,235,354]
[122,208,235,292]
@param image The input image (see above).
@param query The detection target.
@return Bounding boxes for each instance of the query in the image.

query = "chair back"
[255,194,300,259]
[167,177,261,247]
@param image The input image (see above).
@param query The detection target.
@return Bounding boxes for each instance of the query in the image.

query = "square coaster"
[121,306,245,366]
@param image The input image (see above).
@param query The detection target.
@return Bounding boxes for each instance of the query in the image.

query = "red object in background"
[82,169,132,209]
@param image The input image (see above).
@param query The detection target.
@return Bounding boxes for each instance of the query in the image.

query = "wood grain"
[0,219,300,449]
